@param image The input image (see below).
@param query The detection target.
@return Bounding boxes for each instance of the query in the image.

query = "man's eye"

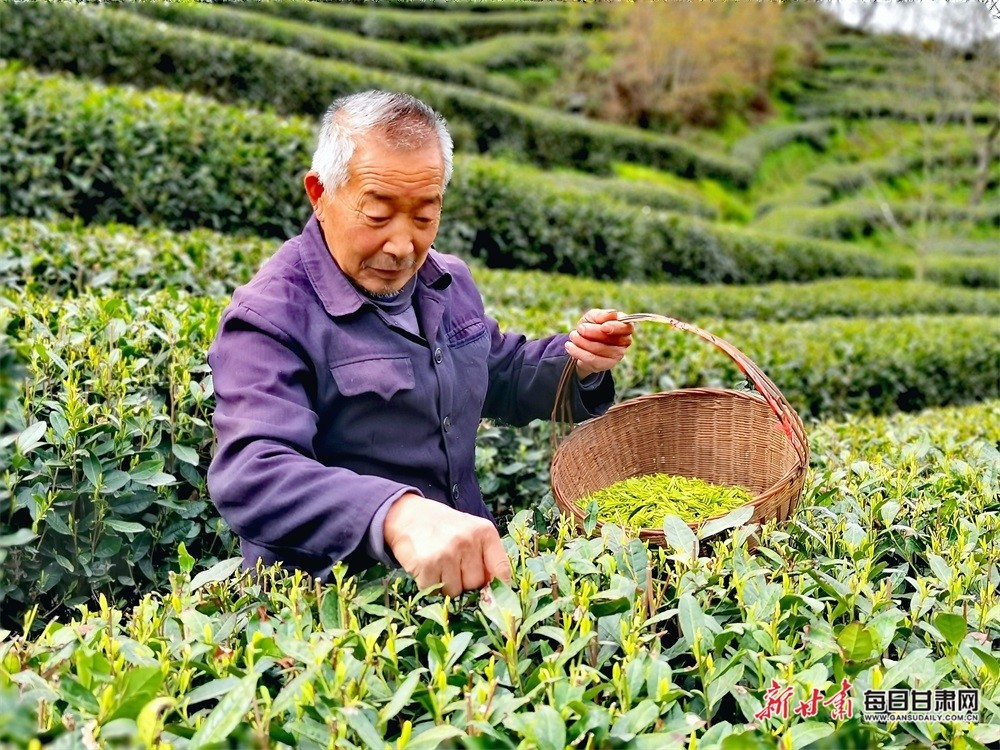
[365,215,390,223]
[415,216,437,225]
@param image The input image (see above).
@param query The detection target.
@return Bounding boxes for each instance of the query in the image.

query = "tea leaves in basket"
[577,473,753,531]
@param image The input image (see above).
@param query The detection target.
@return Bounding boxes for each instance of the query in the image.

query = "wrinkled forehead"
[346,135,446,192]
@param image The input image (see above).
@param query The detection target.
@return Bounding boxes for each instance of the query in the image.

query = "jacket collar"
[299,214,452,319]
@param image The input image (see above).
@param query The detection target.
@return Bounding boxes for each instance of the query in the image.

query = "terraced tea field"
[0,3,996,748]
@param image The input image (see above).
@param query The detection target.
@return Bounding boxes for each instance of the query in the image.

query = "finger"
[569,330,631,357]
[578,332,633,350]
[414,564,442,596]
[599,320,634,336]
[566,341,623,374]
[459,544,488,592]
[440,560,463,599]
[577,321,633,341]
[482,534,512,585]
[580,309,618,325]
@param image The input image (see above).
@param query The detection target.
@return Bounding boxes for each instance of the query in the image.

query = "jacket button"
[433,348,443,364]
[451,483,460,501]
[443,415,452,433]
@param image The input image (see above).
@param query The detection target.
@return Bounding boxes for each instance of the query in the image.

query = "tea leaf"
[698,504,754,539]
[926,553,952,584]
[177,542,195,574]
[787,721,834,749]
[14,421,47,454]
[610,699,659,740]
[136,697,176,748]
[837,622,874,662]
[189,671,257,748]
[480,578,522,634]
[0,530,37,548]
[662,515,698,560]
[340,706,383,750]
[104,520,146,535]
[971,648,1000,680]
[933,612,967,649]
[405,725,466,750]
[378,669,424,727]
[172,443,200,466]
[190,557,244,591]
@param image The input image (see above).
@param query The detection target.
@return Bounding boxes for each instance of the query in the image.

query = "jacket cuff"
[572,369,615,420]
[365,488,420,567]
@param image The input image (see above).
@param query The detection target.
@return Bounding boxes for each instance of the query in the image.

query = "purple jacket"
[207,217,614,577]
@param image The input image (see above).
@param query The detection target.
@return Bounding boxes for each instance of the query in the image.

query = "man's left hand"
[566,309,634,380]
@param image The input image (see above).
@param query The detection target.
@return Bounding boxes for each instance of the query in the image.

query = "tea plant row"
[1,67,925,285]
[2,288,998,631]
[6,218,1000,314]
[1,400,996,748]
[0,2,747,185]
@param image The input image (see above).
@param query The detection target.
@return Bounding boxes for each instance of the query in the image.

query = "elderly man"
[208,90,633,597]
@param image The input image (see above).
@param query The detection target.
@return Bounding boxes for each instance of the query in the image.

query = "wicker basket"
[550,313,809,545]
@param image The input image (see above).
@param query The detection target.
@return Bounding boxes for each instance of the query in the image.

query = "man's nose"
[383,231,414,258]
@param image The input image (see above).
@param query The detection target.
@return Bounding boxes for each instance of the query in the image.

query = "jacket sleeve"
[481,317,615,427]
[207,304,420,572]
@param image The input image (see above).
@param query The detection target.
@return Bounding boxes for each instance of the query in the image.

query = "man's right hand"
[383,493,512,598]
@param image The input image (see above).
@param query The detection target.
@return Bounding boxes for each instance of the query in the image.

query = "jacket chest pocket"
[446,318,488,349]
[330,356,415,401]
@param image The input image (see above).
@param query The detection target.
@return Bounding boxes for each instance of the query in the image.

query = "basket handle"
[551,312,809,466]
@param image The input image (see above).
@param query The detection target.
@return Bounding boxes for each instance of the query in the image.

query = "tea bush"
[0,3,747,184]
[122,2,521,98]
[0,67,313,239]
[442,157,909,283]
[730,120,837,171]
[0,291,236,631]
[447,33,573,71]
[235,0,574,46]
[3,284,998,630]
[1,401,996,748]
[1,69,909,284]
[797,90,995,125]
[924,256,1000,290]
[755,201,1000,242]
[5,218,998,314]
[803,143,982,202]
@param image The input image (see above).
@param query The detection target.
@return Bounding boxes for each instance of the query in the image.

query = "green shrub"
[5,217,997,317]
[3,282,998,629]
[123,2,521,98]
[1,69,898,284]
[448,32,573,70]
[1,401,997,747]
[797,90,995,125]
[235,0,575,45]
[730,119,837,170]
[754,201,1000,241]
[0,2,743,183]
[805,145,981,201]
[0,66,313,238]
[0,291,236,631]
[0,219,276,299]
[339,0,561,10]
[442,156,908,283]
[474,269,1000,321]
[925,255,1000,289]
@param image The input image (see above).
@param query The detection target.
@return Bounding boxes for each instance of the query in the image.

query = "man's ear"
[304,171,325,209]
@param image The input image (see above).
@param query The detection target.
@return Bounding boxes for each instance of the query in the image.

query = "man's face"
[310,134,445,296]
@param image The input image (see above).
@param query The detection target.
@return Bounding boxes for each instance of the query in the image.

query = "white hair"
[311,90,454,191]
